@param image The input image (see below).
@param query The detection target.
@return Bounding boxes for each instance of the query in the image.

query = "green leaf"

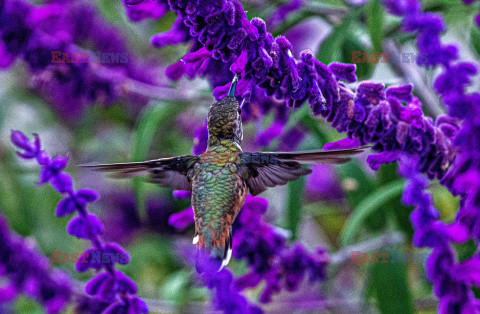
[285,176,306,241]
[299,113,330,145]
[316,9,361,63]
[341,180,405,246]
[366,0,384,53]
[471,24,480,58]
[341,36,374,80]
[369,248,414,314]
[132,102,181,221]
[337,159,376,207]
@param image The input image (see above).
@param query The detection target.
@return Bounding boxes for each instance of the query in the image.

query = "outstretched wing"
[82,155,200,191]
[241,147,366,195]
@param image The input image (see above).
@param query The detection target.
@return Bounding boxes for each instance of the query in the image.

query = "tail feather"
[194,227,233,271]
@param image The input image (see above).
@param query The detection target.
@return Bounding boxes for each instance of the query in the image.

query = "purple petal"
[386,84,413,102]
[328,62,357,83]
[85,272,110,295]
[323,137,361,150]
[367,151,399,170]
[76,189,100,202]
[50,173,73,194]
[103,242,130,265]
[67,214,104,239]
[10,130,33,151]
[55,196,77,217]
[173,190,191,199]
[114,270,137,294]
[168,207,194,229]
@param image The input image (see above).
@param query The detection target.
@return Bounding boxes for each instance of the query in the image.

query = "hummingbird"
[86,75,366,269]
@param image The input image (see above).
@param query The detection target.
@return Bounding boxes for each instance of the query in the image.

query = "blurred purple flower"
[0,215,72,312]
[277,124,306,151]
[266,0,303,30]
[193,252,262,313]
[102,193,181,242]
[0,0,155,121]
[382,0,458,67]
[233,196,328,303]
[168,206,195,229]
[381,1,480,311]
[123,0,169,22]
[305,164,343,202]
[11,130,148,314]
[193,123,208,155]
[399,159,479,312]
[285,18,328,58]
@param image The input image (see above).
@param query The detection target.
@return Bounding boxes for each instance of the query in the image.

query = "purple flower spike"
[0,215,73,312]
[10,131,41,159]
[399,159,480,312]
[11,131,148,313]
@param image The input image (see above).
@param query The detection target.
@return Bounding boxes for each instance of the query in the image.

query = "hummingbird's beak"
[228,74,239,97]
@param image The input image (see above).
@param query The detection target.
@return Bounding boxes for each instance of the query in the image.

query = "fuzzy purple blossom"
[0,215,72,313]
[10,130,147,314]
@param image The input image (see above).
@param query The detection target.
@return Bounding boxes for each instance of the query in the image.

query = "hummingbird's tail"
[193,226,233,271]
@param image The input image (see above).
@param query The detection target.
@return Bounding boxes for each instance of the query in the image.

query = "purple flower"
[384,2,480,310]
[0,215,72,312]
[11,131,147,313]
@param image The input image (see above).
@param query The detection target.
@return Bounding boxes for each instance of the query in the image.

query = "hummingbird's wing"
[240,147,366,195]
[82,155,200,191]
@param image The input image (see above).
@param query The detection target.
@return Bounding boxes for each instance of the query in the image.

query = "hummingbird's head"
[207,76,243,146]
